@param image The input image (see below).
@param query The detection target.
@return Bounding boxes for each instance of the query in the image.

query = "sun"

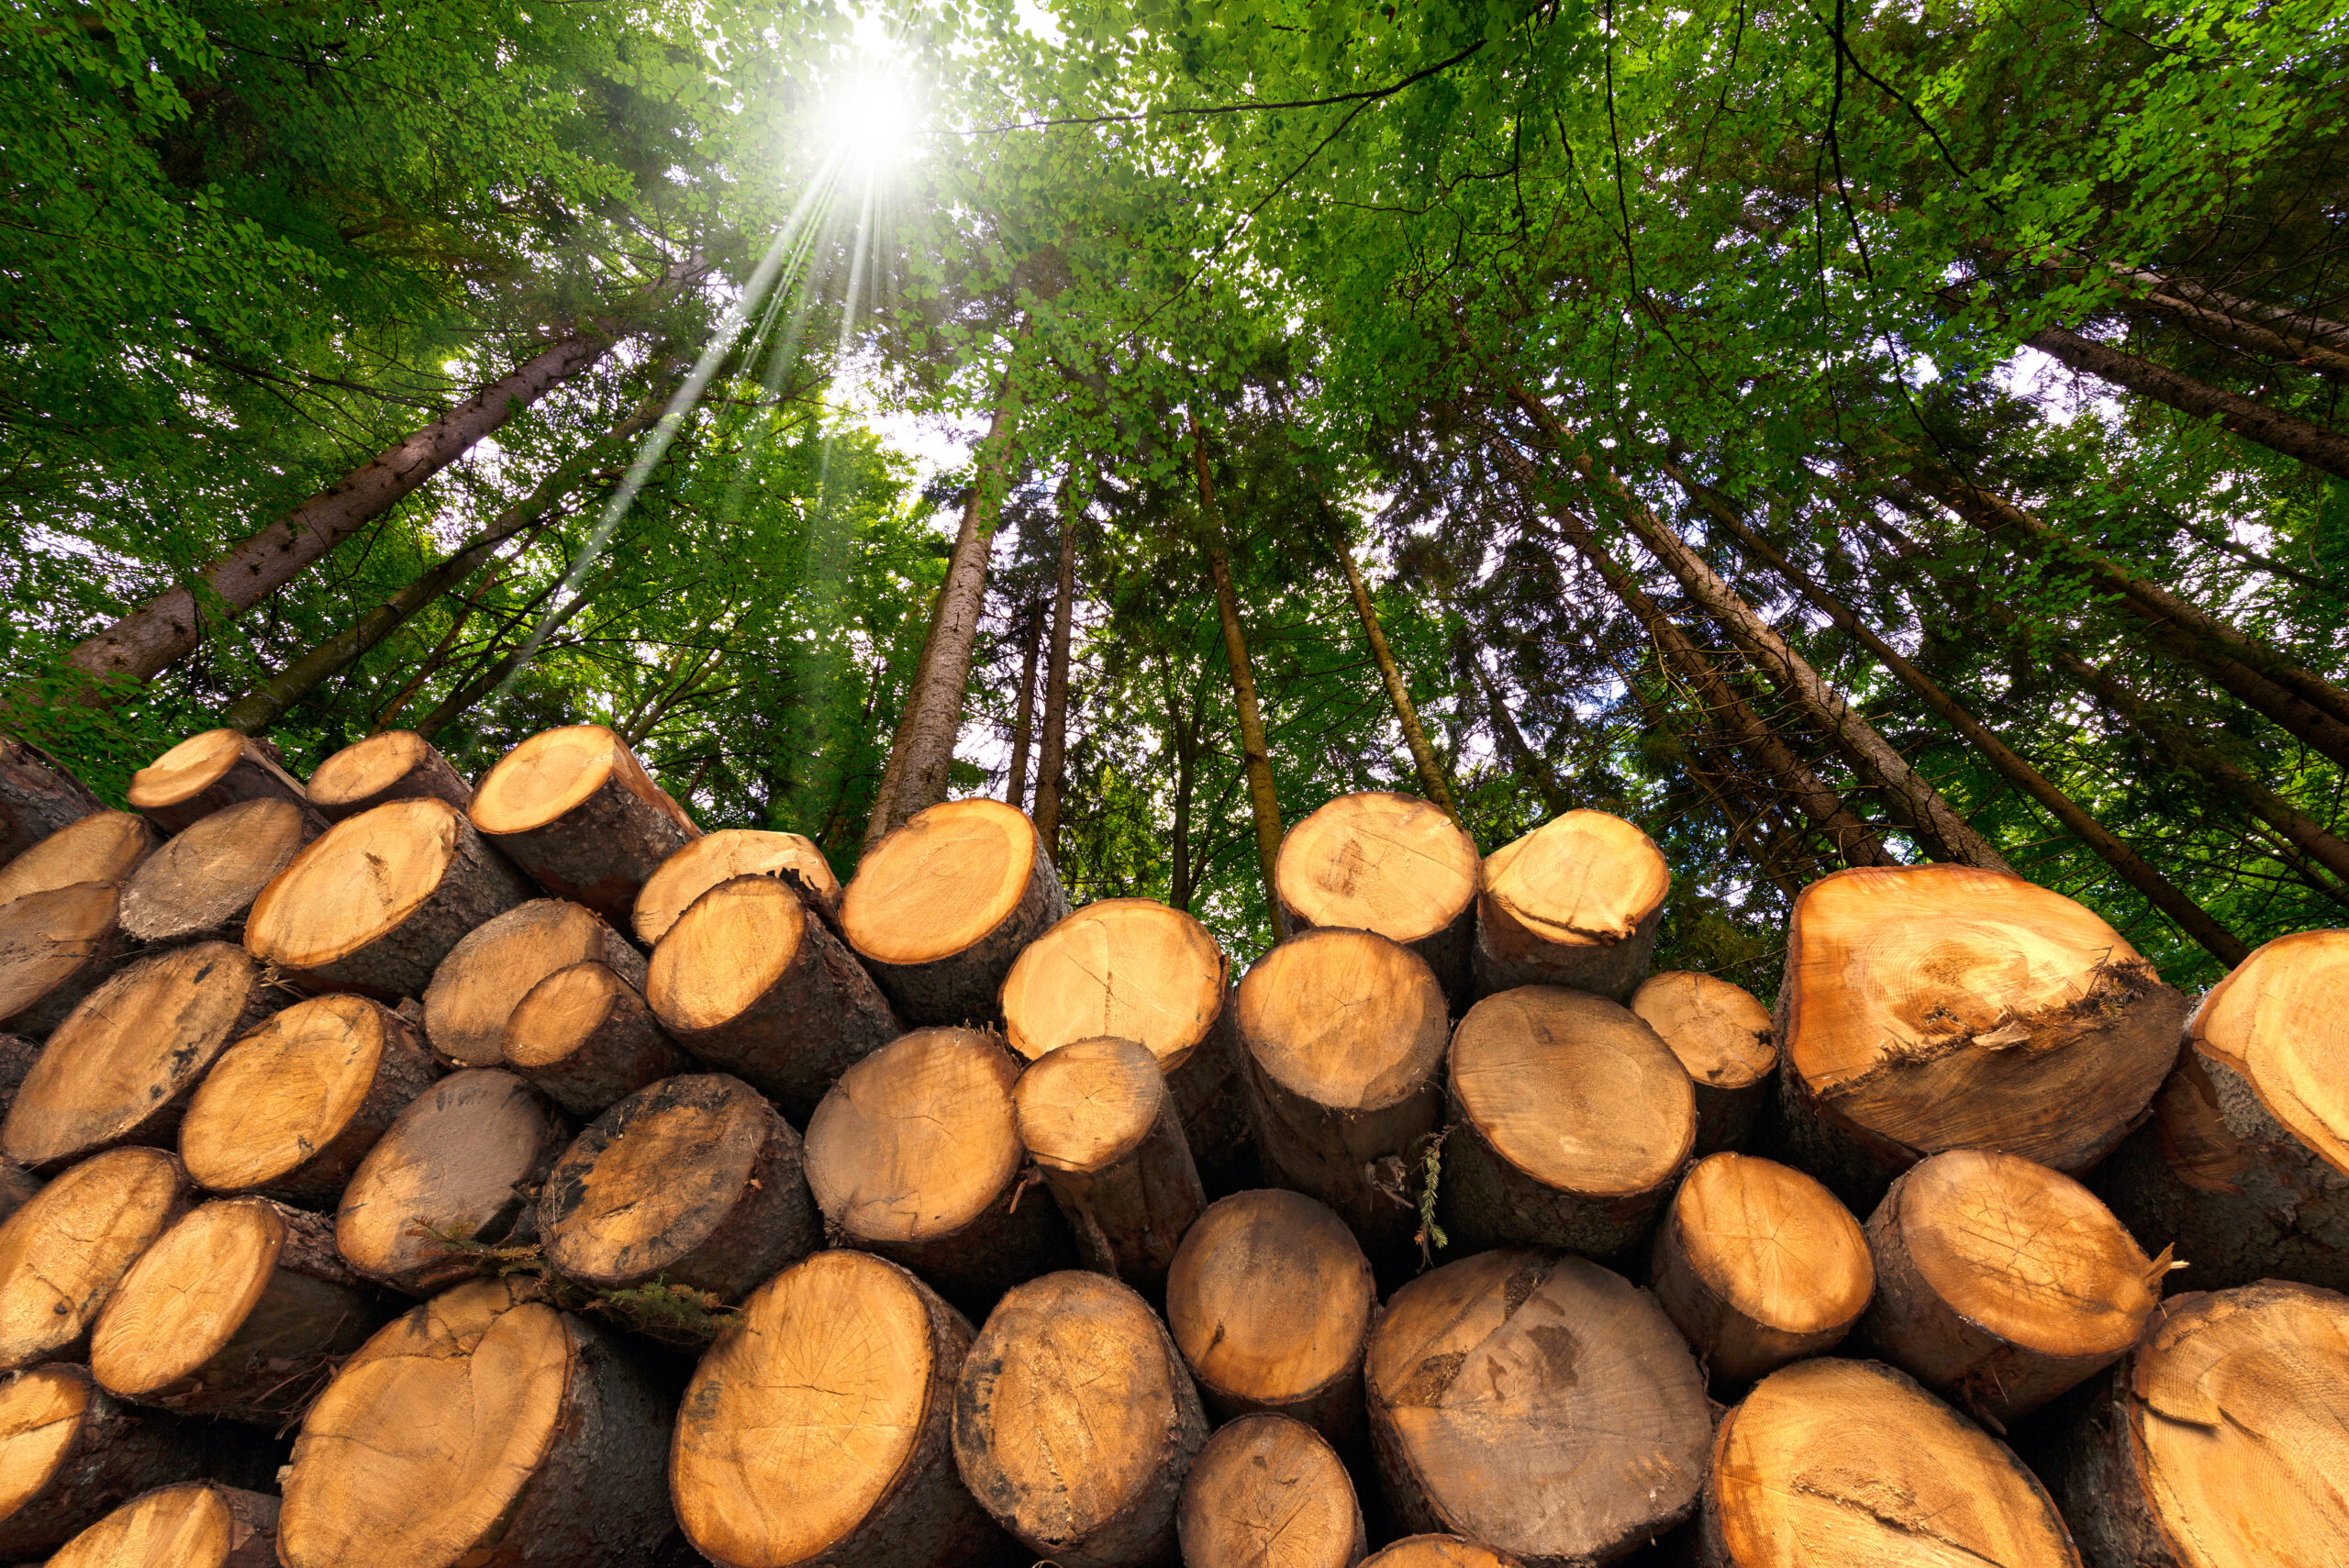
[820,72,917,170]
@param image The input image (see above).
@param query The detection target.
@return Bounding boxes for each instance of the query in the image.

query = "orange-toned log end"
[125,730,310,838]
[1631,970,1777,1153]
[1776,864,2187,1204]
[633,828,840,947]
[1275,791,1480,1005]
[306,731,473,822]
[423,897,644,1069]
[673,1250,1000,1568]
[952,1269,1208,1568]
[0,812,154,906]
[1177,1413,1365,1568]
[1704,1358,2079,1568]
[0,1148,190,1374]
[1472,809,1667,1003]
[470,724,699,922]
[1013,1035,1204,1294]
[46,1482,281,1568]
[1367,1249,1709,1567]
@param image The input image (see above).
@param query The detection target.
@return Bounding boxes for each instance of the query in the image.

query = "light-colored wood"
[647,873,900,1116]
[117,797,317,946]
[1236,927,1447,1259]
[2,942,277,1173]
[1166,1189,1375,1442]
[1649,1151,1871,1385]
[1631,971,1777,1153]
[672,1250,997,1568]
[334,1068,568,1294]
[1702,1357,2079,1568]
[951,1268,1209,1568]
[843,798,1068,1025]
[1776,864,2187,1200]
[633,827,840,946]
[422,897,645,1068]
[125,731,309,837]
[1366,1248,1710,1567]
[541,1073,818,1300]
[45,1482,280,1568]
[1442,984,1695,1256]
[306,731,473,821]
[0,880,124,1040]
[1014,1035,1204,1293]
[1176,1413,1365,1568]
[1472,810,1668,1002]
[1361,1540,1526,1568]
[279,1276,676,1568]
[1275,791,1481,1003]
[1865,1148,2164,1428]
[806,1027,1067,1313]
[502,961,688,1118]
[0,812,154,905]
[0,1364,239,1561]
[0,1148,189,1373]
[470,724,699,922]
[179,993,440,1205]
[90,1197,386,1423]
[244,797,530,998]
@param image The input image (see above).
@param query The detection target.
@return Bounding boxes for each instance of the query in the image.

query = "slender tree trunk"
[1005,605,1043,809]
[63,332,623,695]
[1191,417,1287,937]
[2025,325,2349,480]
[1338,546,1461,824]
[1031,471,1083,863]
[1507,391,2003,868]
[1672,463,2245,965]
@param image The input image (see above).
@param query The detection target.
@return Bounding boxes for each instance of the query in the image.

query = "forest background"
[5,0,2344,997]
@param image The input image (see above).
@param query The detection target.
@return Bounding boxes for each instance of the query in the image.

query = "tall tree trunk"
[63,332,623,695]
[1338,545,1461,824]
[1031,471,1084,864]
[863,358,1028,853]
[1492,439,1897,869]
[1507,391,2004,869]
[1005,604,1043,809]
[1671,462,2246,965]
[1191,417,1287,937]
[2024,325,2349,480]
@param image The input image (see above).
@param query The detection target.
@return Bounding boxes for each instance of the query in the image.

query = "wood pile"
[0,721,2342,1567]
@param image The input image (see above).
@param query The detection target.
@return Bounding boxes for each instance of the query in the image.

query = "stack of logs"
[0,723,2343,1568]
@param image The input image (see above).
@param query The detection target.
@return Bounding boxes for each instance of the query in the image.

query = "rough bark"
[117,797,320,948]
[1177,1413,1367,1568]
[1339,544,1460,824]
[125,731,314,837]
[0,1147,192,1373]
[1031,469,1083,863]
[0,738,106,865]
[502,961,688,1118]
[2029,323,2349,480]
[471,725,700,923]
[1195,421,1289,938]
[1013,1035,1206,1296]
[304,731,474,822]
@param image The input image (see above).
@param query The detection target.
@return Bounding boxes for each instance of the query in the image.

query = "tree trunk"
[1630,971,1779,1155]
[0,738,106,865]
[1178,1414,1366,1568]
[1006,602,1043,808]
[2027,324,2349,479]
[502,961,688,1118]
[1339,546,1460,823]
[0,812,153,906]
[1194,434,1289,937]
[0,1147,191,1373]
[64,332,619,694]
[1275,792,1479,1008]
[630,827,838,946]
[0,882,128,1041]
[1367,1249,1710,1567]
[421,897,645,1070]
[305,731,475,822]
[118,798,321,948]
[125,730,312,837]
[1031,473,1083,863]
[1649,1151,1872,1385]
[1012,1034,1206,1296]
[470,725,699,923]
[1475,810,1670,1002]
[46,1482,283,1568]
[952,1269,1210,1568]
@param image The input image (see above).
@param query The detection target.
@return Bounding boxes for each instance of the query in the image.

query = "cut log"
[0,881,125,1040]
[422,897,645,1069]
[1012,1034,1204,1294]
[1863,1147,2164,1429]
[503,961,688,1118]
[1441,985,1694,1257]
[1703,1358,2079,1568]
[1472,810,1668,1003]
[178,992,441,1206]
[125,730,309,837]
[0,736,106,865]
[540,1072,818,1301]
[306,730,473,821]
[90,1197,389,1423]
[2,942,278,1173]
[334,1068,568,1295]
[0,812,154,905]
[672,1249,1000,1568]
[1176,1413,1365,1568]
[1362,1539,1525,1568]
[1166,1189,1375,1441]
[2093,928,2349,1293]
[1650,1151,1871,1385]
[1777,864,2187,1203]
[1000,897,1248,1184]
[1365,1248,1710,1566]
[0,1148,189,1373]
[117,797,318,947]
[646,873,900,1117]
[46,1482,281,1568]
[0,1158,37,1224]
[469,724,699,922]
[2054,1281,2349,1567]
[952,1269,1209,1568]
[633,827,840,946]
[1275,790,1482,1006]
[0,1365,253,1561]
[1235,927,1446,1262]
[278,1276,676,1568]
[806,1027,1069,1315]
[1630,971,1777,1154]
[245,797,531,998]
